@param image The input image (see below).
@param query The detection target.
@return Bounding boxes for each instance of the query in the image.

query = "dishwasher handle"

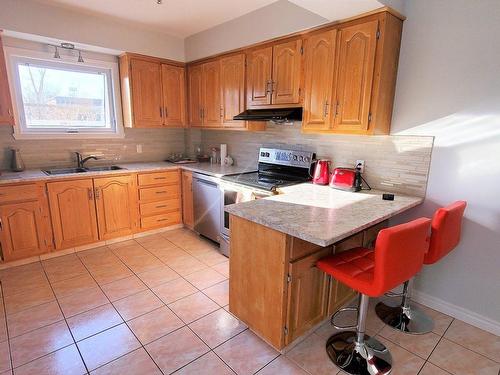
[193,177,219,188]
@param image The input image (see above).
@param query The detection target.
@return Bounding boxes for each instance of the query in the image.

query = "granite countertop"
[0,161,253,185]
[225,183,423,247]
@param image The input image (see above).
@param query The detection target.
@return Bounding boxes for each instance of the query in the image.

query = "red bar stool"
[317,218,431,375]
[375,201,467,334]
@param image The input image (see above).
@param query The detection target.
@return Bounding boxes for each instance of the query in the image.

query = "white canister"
[220,144,227,165]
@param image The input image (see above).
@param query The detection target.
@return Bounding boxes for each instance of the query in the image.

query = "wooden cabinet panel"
[141,211,181,229]
[162,64,186,127]
[181,171,194,229]
[286,248,331,344]
[188,65,203,126]
[0,201,49,261]
[47,179,99,249]
[272,39,302,105]
[333,20,378,132]
[140,199,180,216]
[138,171,179,186]
[246,47,273,107]
[0,184,39,204]
[0,35,14,126]
[202,61,222,127]
[94,175,138,240]
[220,54,246,129]
[303,30,337,131]
[130,59,163,128]
[139,185,180,202]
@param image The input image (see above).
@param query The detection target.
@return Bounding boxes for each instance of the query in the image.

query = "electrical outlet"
[136,144,143,154]
[355,160,365,173]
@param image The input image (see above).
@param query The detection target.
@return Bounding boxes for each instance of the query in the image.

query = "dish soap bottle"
[11,148,25,172]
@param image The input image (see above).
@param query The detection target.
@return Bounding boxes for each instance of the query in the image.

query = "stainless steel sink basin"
[43,167,88,175]
[85,166,125,172]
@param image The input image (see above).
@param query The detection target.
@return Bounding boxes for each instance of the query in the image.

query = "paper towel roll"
[220,144,227,165]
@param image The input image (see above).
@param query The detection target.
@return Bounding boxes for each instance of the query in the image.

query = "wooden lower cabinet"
[47,179,99,250]
[94,175,138,240]
[181,171,194,229]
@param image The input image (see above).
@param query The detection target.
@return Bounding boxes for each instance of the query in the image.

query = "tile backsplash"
[196,122,434,197]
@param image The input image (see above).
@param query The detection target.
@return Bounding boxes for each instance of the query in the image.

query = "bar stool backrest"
[425,201,467,265]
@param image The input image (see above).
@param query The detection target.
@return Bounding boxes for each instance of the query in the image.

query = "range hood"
[233,107,302,121]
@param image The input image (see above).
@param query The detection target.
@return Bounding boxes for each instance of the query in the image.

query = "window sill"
[12,132,125,140]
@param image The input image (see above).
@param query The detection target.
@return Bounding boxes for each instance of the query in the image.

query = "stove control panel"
[258,147,315,168]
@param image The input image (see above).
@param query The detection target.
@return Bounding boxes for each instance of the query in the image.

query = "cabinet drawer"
[0,184,39,204]
[141,211,181,229]
[138,171,179,186]
[139,185,180,201]
[140,199,180,216]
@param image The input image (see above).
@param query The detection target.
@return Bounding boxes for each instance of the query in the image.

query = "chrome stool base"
[326,331,392,375]
[375,301,434,334]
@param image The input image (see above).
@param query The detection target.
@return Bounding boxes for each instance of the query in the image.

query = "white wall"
[390,0,500,327]
[0,0,185,60]
[184,0,328,61]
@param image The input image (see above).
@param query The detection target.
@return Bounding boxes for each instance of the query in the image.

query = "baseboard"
[412,290,500,336]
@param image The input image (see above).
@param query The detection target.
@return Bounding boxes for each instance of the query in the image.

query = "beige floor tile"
[58,287,109,318]
[379,325,441,359]
[136,234,174,252]
[149,246,189,263]
[128,306,183,344]
[89,264,134,285]
[152,277,197,304]
[429,338,500,375]
[109,240,144,254]
[10,321,73,368]
[419,362,452,375]
[0,317,6,342]
[7,301,63,338]
[122,254,164,274]
[189,308,247,349]
[257,356,309,375]
[211,261,229,278]
[101,275,147,302]
[42,255,88,283]
[50,273,98,299]
[376,336,425,374]
[165,254,208,276]
[184,268,227,290]
[112,290,164,320]
[13,344,86,375]
[194,250,228,266]
[175,351,234,375]
[215,330,279,375]
[77,323,140,371]
[4,284,55,316]
[90,348,162,375]
[137,265,180,288]
[145,326,209,374]
[444,319,500,362]
[168,292,219,324]
[286,333,340,375]
[1,272,49,297]
[0,341,10,373]
[67,303,123,341]
[203,280,229,307]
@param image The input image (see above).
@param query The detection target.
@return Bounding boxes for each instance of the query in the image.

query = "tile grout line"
[417,318,455,375]
[0,279,15,374]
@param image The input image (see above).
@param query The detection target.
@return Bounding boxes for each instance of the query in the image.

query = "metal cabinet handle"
[87,188,94,200]
[160,107,163,117]
[220,107,224,119]
[335,101,340,117]
[0,218,3,231]
[164,107,168,117]
[94,188,101,199]
[156,204,167,208]
[157,218,168,222]
[323,100,329,118]
[265,80,272,95]
[154,177,166,180]
[155,190,167,194]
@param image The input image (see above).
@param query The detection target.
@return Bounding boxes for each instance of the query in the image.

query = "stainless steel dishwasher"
[193,172,221,243]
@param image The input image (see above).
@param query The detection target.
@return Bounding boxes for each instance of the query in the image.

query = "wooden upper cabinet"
[188,64,203,126]
[272,39,302,105]
[332,20,379,132]
[162,64,186,127]
[94,175,138,240]
[202,61,222,127]
[220,54,246,128]
[302,30,338,131]
[0,35,14,126]
[246,46,273,107]
[47,179,99,250]
[129,59,163,128]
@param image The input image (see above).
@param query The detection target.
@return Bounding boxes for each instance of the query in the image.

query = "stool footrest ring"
[331,307,358,330]
[385,291,404,298]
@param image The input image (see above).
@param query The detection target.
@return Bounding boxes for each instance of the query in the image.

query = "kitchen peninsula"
[225,184,423,350]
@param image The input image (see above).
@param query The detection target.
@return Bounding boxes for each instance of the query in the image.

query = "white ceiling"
[35,0,384,38]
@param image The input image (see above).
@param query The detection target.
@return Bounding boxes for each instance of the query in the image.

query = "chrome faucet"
[75,152,100,168]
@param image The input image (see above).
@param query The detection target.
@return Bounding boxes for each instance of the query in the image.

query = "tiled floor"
[0,228,499,374]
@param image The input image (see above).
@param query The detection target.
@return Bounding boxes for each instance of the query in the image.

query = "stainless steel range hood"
[233,107,302,121]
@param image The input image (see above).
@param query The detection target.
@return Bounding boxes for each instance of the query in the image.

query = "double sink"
[43,165,125,175]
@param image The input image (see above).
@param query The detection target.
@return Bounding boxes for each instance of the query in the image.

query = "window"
[7,48,123,139]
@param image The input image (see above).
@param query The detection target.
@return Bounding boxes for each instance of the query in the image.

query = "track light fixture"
[53,46,61,59]
[48,43,85,63]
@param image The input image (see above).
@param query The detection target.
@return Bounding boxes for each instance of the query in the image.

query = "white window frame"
[5,46,124,139]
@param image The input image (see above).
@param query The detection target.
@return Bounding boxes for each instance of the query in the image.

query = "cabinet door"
[0,35,14,125]
[220,54,246,129]
[130,59,163,127]
[286,247,331,344]
[202,61,222,127]
[47,179,98,249]
[162,64,186,127]
[302,30,337,131]
[246,46,273,107]
[272,39,302,105]
[188,65,203,126]
[0,201,49,261]
[333,20,378,132]
[94,175,138,240]
[181,171,194,229]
